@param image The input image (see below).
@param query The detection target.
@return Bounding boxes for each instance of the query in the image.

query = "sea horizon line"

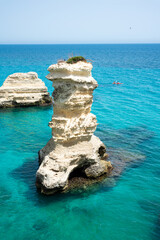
[0,43,160,45]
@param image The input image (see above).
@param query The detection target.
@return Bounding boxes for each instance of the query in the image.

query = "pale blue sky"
[0,0,159,44]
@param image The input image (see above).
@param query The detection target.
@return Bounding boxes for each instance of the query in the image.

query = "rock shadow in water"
[10,158,39,201]
[96,125,155,151]
[64,147,145,195]
[118,125,155,143]
[108,148,145,177]
[0,186,11,204]
[138,200,160,240]
[152,216,160,240]
[10,157,81,205]
[65,125,150,194]
[10,124,153,201]
[10,149,144,204]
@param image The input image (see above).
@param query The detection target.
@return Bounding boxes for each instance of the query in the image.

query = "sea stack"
[0,72,52,107]
[36,60,112,194]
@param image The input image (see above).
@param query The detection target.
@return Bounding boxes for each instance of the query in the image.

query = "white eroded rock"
[36,61,112,194]
[0,72,52,107]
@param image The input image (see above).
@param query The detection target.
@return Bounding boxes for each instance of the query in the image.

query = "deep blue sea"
[0,44,160,240]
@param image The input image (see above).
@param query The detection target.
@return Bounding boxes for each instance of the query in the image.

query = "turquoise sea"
[0,44,160,240]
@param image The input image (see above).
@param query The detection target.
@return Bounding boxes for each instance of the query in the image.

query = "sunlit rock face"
[0,72,52,107]
[36,62,112,195]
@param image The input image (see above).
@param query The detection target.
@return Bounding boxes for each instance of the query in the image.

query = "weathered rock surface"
[36,61,112,194]
[0,72,52,107]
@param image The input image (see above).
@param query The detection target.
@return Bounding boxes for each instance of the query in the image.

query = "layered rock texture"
[36,61,112,194]
[0,72,52,107]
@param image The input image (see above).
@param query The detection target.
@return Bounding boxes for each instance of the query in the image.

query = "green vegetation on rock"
[66,56,87,64]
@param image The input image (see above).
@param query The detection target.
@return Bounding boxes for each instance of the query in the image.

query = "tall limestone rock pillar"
[36,61,112,194]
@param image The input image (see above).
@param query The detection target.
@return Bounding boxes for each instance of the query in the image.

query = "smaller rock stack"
[36,61,112,194]
[0,72,52,107]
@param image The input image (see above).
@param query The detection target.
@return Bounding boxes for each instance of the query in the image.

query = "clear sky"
[0,0,160,44]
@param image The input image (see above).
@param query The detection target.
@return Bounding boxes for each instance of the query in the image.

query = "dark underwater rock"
[63,147,145,193]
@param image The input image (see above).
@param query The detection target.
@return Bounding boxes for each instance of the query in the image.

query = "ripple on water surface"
[0,44,160,240]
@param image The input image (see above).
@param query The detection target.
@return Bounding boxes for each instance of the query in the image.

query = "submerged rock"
[65,147,146,193]
[36,61,112,194]
[0,72,52,107]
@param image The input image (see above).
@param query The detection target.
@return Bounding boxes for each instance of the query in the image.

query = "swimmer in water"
[113,81,123,85]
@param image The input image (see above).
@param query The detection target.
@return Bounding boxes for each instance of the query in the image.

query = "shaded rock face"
[0,72,52,107]
[36,62,112,195]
